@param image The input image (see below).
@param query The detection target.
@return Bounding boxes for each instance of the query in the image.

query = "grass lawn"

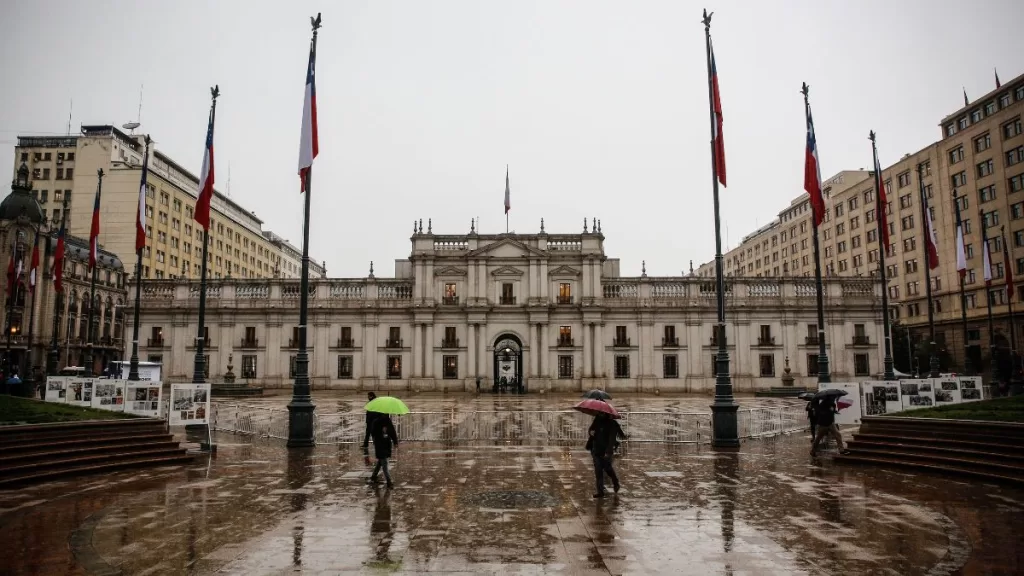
[903,395,1024,423]
[0,395,140,426]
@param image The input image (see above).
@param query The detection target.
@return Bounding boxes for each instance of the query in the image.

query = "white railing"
[212,403,807,444]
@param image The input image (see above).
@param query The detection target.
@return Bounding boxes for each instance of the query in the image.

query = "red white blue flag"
[923,198,940,270]
[804,106,825,227]
[136,144,150,251]
[953,195,967,279]
[193,108,216,230]
[89,183,101,270]
[874,149,890,252]
[54,215,66,293]
[710,40,726,187]
[298,41,319,192]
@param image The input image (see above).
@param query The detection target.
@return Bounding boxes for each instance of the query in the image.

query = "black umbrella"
[813,388,848,400]
[582,389,612,400]
[797,392,815,401]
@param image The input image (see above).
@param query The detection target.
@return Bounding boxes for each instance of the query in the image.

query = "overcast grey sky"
[2,1,1022,277]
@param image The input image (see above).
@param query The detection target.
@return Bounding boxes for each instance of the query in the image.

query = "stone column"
[425,260,434,302]
[467,262,476,302]
[476,323,484,378]
[412,322,421,378]
[594,322,604,378]
[478,260,487,302]
[582,262,591,300]
[540,261,549,300]
[583,322,592,378]
[529,260,537,301]
[539,324,547,377]
[468,323,476,379]
[425,323,434,378]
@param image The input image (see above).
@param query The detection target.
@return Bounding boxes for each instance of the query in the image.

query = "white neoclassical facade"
[127,225,886,392]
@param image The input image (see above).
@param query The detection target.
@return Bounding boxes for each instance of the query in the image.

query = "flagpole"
[953,190,973,375]
[47,194,70,376]
[193,92,218,385]
[3,243,18,377]
[288,13,321,448]
[129,136,151,381]
[869,131,896,380]
[703,9,737,448]
[981,208,996,382]
[83,169,104,378]
[917,162,940,377]
[23,231,40,379]
[1002,225,1019,385]
[802,83,830,384]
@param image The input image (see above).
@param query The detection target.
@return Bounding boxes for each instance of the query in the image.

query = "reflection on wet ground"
[1,429,1023,575]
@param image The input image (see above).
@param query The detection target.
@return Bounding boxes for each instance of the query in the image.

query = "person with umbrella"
[364,395,409,489]
[810,389,849,456]
[575,399,626,498]
[362,392,379,456]
[797,392,818,444]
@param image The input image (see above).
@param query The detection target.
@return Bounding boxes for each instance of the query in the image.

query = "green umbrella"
[365,396,410,415]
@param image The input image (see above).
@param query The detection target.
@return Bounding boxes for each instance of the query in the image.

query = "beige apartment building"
[11,125,321,283]
[698,72,1024,372]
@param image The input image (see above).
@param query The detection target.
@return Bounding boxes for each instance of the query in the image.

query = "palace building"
[128,222,885,392]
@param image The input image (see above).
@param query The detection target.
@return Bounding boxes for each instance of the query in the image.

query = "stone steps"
[0,419,194,488]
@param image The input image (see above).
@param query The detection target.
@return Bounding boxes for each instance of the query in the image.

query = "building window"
[759,354,775,377]
[982,210,1000,227]
[975,133,991,152]
[905,259,918,273]
[977,159,995,178]
[387,355,402,379]
[854,354,870,377]
[1011,174,1024,193]
[1007,145,1024,167]
[949,146,964,164]
[558,325,573,346]
[443,282,458,305]
[901,215,915,230]
[898,172,911,188]
[242,355,257,378]
[663,355,679,378]
[1004,117,1022,139]
[500,282,515,305]
[558,355,573,379]
[443,355,458,379]
[614,355,630,378]
[558,282,572,304]
[807,354,819,376]
[980,185,998,203]
[337,355,353,379]
[951,171,967,188]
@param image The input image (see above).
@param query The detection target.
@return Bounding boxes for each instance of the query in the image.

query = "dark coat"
[815,398,837,426]
[586,417,625,455]
[369,415,399,459]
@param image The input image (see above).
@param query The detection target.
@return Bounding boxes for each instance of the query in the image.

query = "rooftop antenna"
[123,85,143,134]
[66,99,73,136]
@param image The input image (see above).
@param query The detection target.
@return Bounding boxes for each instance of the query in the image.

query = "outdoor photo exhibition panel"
[958,376,984,402]
[125,381,163,418]
[861,380,902,416]
[91,380,126,412]
[66,378,94,407]
[168,383,211,426]
[934,377,962,405]
[899,378,935,411]
[819,382,862,426]
[44,377,69,403]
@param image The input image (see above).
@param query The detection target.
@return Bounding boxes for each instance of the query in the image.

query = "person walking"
[810,396,849,456]
[586,413,626,498]
[367,413,399,489]
[362,392,378,455]
[806,397,819,444]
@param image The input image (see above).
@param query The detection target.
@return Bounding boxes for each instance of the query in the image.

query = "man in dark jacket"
[362,392,377,454]
[368,414,399,488]
[586,414,626,498]
[810,396,849,456]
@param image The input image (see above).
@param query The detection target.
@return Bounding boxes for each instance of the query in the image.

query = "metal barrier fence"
[211,403,808,445]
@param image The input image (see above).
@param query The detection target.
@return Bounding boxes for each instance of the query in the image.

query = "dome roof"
[1,164,44,225]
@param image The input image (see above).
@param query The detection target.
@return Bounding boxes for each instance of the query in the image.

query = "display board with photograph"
[44,377,69,403]
[934,378,962,405]
[168,383,211,426]
[899,379,936,411]
[91,381,126,411]
[66,379,94,407]
[861,380,902,416]
[125,382,163,418]
[818,382,862,426]
[958,376,984,402]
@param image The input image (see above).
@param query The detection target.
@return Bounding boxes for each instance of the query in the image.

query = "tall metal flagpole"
[288,13,321,448]
[869,132,896,380]
[802,83,830,384]
[23,231,40,379]
[1002,225,1019,384]
[703,9,738,447]
[193,91,219,384]
[83,169,104,378]
[3,241,19,376]
[980,208,996,382]
[47,193,69,376]
[917,163,940,377]
[952,190,973,375]
[129,136,151,381]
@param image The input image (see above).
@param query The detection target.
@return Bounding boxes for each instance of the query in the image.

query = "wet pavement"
[2,428,1023,574]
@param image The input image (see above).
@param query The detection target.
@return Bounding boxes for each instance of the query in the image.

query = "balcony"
[852,335,871,346]
[239,338,259,348]
[612,337,631,348]
[662,336,679,347]
[147,338,165,347]
[441,338,460,349]
[556,295,574,305]
[336,338,355,349]
[442,296,460,306]
[805,336,819,345]
[557,337,575,347]
[385,338,403,349]
[499,296,516,305]
[757,336,777,346]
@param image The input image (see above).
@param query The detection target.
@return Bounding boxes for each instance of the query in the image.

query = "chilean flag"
[136,144,150,251]
[710,40,726,187]
[54,216,66,293]
[954,195,967,279]
[193,107,216,230]
[297,40,319,193]
[983,237,993,286]
[89,184,101,270]
[804,106,825,227]
[923,200,940,270]
[28,236,39,293]
[874,151,890,252]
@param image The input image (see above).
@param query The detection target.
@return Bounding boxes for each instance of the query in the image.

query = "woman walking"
[586,413,626,498]
[368,413,399,489]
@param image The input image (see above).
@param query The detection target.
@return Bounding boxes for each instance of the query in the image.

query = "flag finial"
[702,9,713,28]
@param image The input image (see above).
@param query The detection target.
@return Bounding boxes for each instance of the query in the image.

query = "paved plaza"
[1,396,1023,574]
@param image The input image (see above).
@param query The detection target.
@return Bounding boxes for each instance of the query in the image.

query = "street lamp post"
[47,194,69,376]
[129,136,151,381]
[82,169,104,378]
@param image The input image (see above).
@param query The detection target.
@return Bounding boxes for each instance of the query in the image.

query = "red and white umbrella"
[573,398,621,419]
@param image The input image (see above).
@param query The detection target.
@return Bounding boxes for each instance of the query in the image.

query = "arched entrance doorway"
[493,334,524,393]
